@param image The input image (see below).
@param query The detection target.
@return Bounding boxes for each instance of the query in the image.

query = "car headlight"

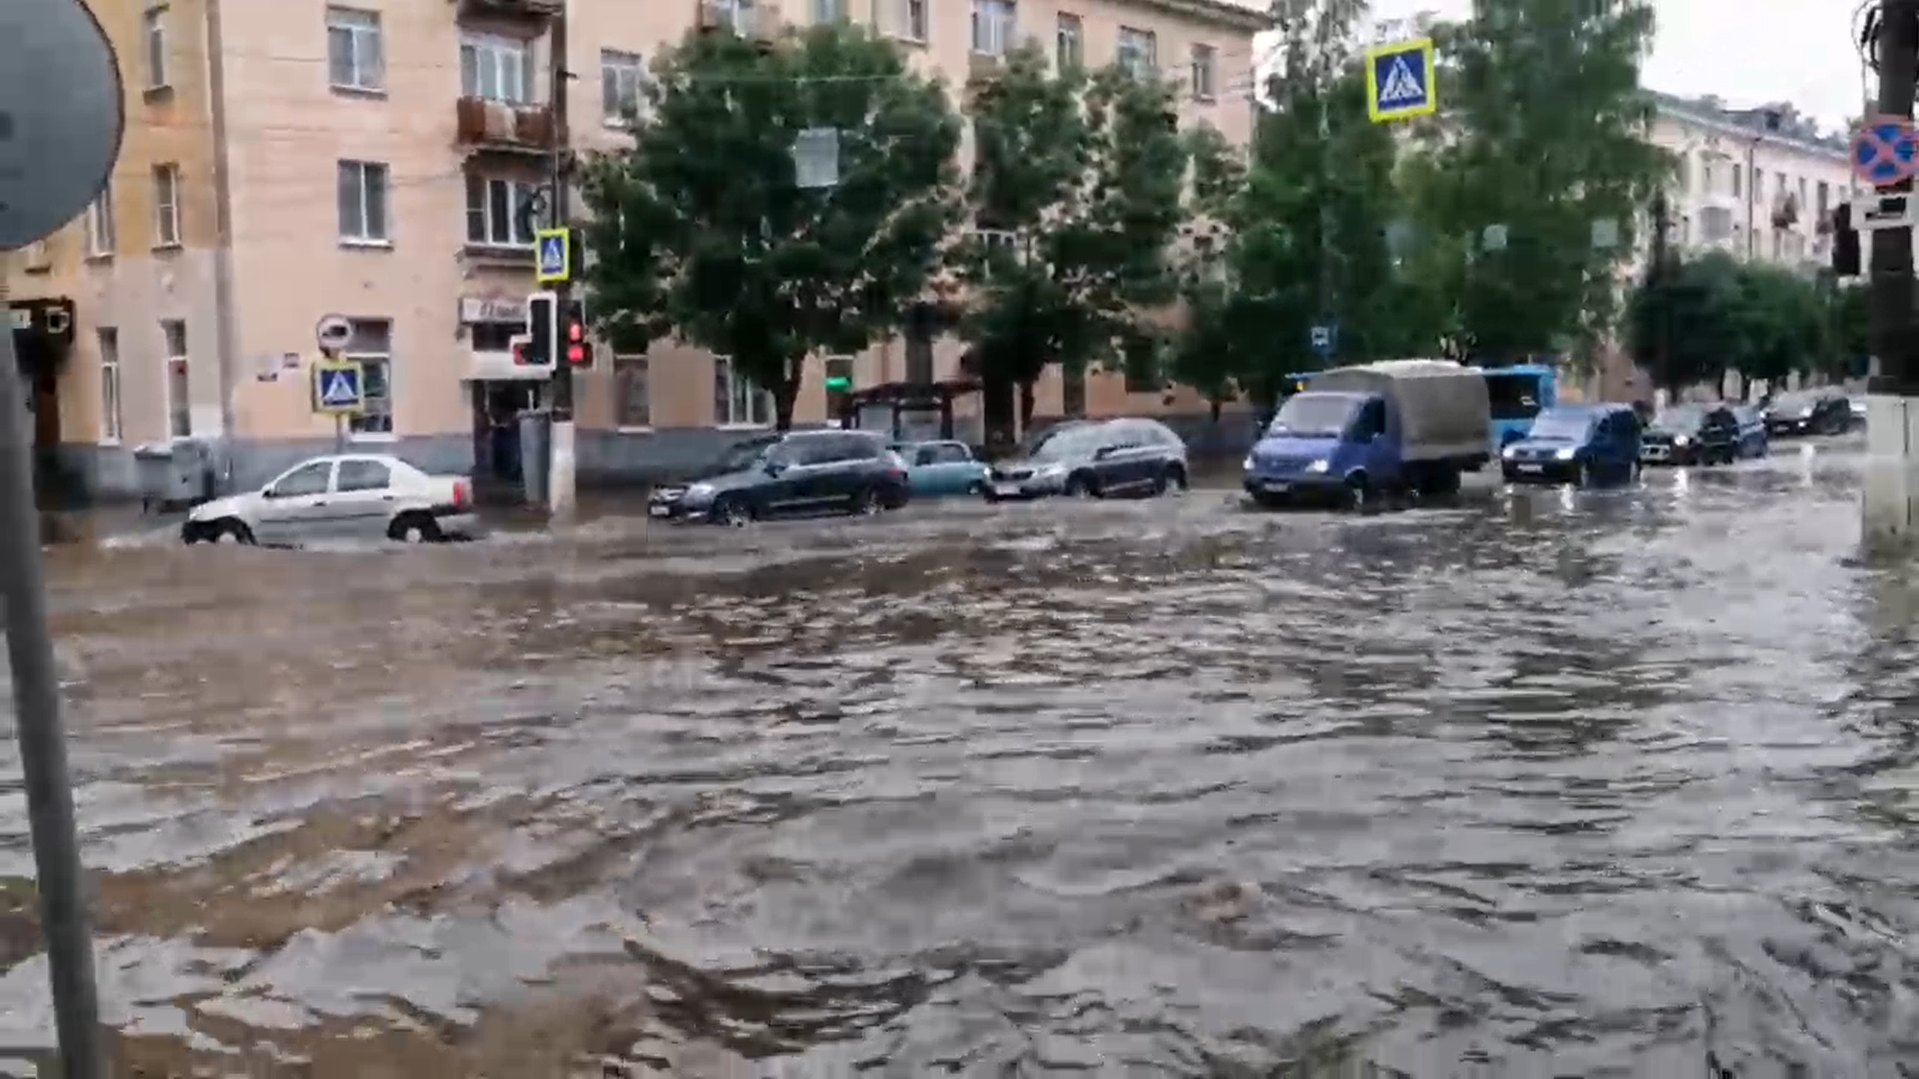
[1673,435,1690,446]
[1554,447,1576,460]
[686,482,714,499]
[1305,459,1329,473]
[1501,445,1518,459]
[1242,454,1255,470]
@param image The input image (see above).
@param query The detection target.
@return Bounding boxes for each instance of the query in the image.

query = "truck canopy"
[1307,360,1492,462]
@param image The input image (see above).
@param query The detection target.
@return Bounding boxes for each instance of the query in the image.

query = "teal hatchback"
[895,440,990,498]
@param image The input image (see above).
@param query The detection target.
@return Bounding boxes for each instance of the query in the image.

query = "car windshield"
[1771,393,1813,411]
[1526,410,1593,440]
[1031,427,1103,461]
[1027,423,1089,456]
[713,437,780,472]
[1268,394,1358,439]
[1655,406,1701,429]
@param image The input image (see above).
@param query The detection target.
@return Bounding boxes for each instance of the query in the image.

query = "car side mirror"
[1093,445,1117,460]
[261,487,281,499]
[763,460,785,475]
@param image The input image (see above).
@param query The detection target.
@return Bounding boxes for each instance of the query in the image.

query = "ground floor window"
[614,355,650,427]
[714,356,773,426]
[345,318,393,435]
[97,328,122,442]
[162,319,191,437]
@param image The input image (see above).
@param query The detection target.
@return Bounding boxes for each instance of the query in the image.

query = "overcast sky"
[1358,0,1867,131]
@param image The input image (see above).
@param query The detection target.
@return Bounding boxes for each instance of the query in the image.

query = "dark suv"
[647,430,910,524]
[1640,404,1740,466]
[987,418,1189,499]
[1763,391,1853,437]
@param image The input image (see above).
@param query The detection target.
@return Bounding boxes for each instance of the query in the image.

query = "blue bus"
[1479,364,1558,448]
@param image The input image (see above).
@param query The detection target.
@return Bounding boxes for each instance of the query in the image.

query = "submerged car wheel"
[1343,474,1372,509]
[966,480,987,497]
[389,512,442,544]
[711,496,751,526]
[852,487,881,516]
[1064,473,1096,498]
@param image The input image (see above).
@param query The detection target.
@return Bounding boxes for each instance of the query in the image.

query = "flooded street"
[1,441,1915,1075]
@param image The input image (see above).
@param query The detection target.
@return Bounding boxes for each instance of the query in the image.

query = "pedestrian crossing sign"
[535,227,571,284]
[1365,38,1436,123]
[312,360,364,415]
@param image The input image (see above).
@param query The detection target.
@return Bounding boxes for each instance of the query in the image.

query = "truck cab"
[1481,364,1558,448]
[1242,360,1492,509]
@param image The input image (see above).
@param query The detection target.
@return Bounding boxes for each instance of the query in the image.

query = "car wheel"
[388,512,442,544]
[204,519,253,545]
[852,486,881,516]
[1064,473,1096,498]
[711,496,751,527]
[1167,464,1188,492]
[1343,474,1372,510]
[966,480,987,497]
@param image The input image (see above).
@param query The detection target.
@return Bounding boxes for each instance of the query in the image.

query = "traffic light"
[1832,203,1860,277]
[524,290,558,366]
[563,299,592,366]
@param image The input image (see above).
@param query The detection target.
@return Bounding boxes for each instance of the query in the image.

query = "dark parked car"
[988,418,1189,499]
[647,430,910,524]
[1640,403,1740,466]
[1763,391,1852,436]
[1499,403,1640,487]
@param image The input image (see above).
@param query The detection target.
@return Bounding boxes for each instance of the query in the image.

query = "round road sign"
[315,314,353,352]
[0,0,126,250]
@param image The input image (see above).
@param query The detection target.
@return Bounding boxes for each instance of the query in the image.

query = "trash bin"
[133,439,215,512]
[518,409,551,508]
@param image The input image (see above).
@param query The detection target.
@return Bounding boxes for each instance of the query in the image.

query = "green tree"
[1407,0,1669,363]
[1626,251,1742,394]
[1729,261,1823,393]
[959,47,1190,440]
[1170,0,1435,411]
[580,22,962,429]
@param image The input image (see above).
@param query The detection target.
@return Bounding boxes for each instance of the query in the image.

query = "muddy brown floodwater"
[0,446,1914,1076]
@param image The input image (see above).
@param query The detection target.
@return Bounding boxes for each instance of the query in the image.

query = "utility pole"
[1862,0,1919,555]
[545,0,576,517]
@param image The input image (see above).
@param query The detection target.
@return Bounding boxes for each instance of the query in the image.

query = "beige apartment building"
[4,0,1265,499]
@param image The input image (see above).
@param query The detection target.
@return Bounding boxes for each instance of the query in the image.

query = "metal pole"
[545,0,576,516]
[1870,0,1919,393]
[334,415,344,454]
[0,273,103,1076]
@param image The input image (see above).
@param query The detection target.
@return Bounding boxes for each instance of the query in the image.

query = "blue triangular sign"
[539,236,565,270]
[320,371,358,406]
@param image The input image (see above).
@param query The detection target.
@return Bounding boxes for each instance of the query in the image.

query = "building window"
[337,160,389,242]
[1120,334,1159,393]
[614,356,651,428]
[601,50,644,126]
[1055,13,1081,68]
[713,0,756,32]
[1117,27,1156,79]
[896,0,928,41]
[343,319,393,436]
[84,185,114,257]
[326,7,385,92]
[153,164,181,247]
[162,319,191,438]
[460,33,530,103]
[1189,44,1217,100]
[1700,205,1731,243]
[715,358,773,427]
[1730,164,1741,199]
[143,6,169,89]
[971,0,1014,57]
[465,175,538,247]
[811,0,844,22]
[97,329,122,444]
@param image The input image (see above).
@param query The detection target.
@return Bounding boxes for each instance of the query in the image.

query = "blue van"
[1243,360,1492,509]
[1498,403,1640,487]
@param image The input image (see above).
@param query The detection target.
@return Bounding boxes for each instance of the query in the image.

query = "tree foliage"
[581,22,961,428]
[1404,0,1669,364]
[958,47,1191,438]
[1627,251,1863,394]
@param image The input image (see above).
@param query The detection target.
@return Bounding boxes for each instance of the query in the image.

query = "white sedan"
[182,454,478,546]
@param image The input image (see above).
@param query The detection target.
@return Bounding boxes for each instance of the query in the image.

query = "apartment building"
[2,0,1266,500]
[1649,93,1856,272]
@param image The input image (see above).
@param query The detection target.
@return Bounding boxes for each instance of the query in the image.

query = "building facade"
[1647,93,1855,273]
[4,0,1266,500]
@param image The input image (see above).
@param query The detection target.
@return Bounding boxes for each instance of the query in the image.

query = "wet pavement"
[0,439,1915,1075]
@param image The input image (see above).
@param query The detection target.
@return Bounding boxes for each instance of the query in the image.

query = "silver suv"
[987,418,1190,500]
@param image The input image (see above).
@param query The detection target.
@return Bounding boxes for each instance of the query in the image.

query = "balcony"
[455,97,559,154]
[450,0,558,20]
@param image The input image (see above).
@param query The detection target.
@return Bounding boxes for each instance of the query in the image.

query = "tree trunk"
[1209,397,1223,423]
[774,365,802,431]
[1019,381,1035,433]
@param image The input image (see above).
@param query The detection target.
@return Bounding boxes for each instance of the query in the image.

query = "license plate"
[1516,463,1543,472]
[648,504,671,517]
[994,484,1021,496]
[1261,481,1290,492]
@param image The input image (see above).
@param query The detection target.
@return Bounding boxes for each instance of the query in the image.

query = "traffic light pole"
[1862,0,1919,556]
[545,0,576,518]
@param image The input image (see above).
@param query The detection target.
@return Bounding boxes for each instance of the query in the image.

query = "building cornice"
[1652,96,1846,163]
[1128,0,1270,33]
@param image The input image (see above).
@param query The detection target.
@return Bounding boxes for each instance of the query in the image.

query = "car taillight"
[453,480,470,509]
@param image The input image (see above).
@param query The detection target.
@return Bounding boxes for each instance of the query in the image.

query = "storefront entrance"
[9,300,74,507]
[471,379,543,498]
